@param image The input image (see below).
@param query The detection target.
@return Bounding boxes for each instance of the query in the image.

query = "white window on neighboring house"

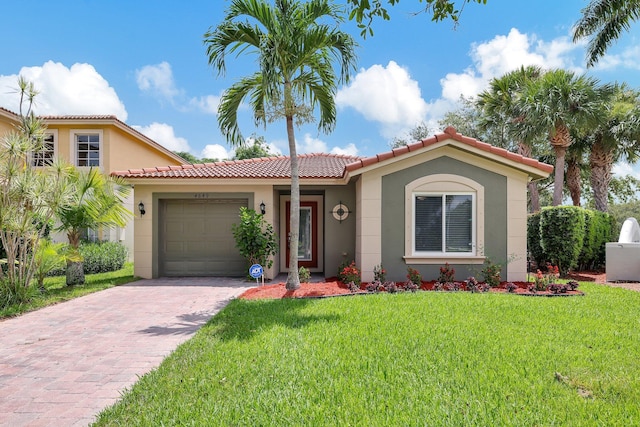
[414,193,474,255]
[72,130,102,167]
[31,131,57,167]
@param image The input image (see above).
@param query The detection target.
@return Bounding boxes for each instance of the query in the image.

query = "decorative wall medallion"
[332,203,350,222]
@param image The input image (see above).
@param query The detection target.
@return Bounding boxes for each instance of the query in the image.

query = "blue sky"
[1,0,639,171]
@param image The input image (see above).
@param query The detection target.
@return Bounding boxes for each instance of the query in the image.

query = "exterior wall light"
[260,201,266,215]
[138,201,146,216]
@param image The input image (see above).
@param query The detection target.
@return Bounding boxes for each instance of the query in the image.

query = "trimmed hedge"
[527,212,544,268]
[529,206,615,273]
[49,241,128,276]
[540,206,585,274]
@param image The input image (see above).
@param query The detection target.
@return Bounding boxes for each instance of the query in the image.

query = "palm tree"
[516,69,612,206]
[56,168,131,285]
[476,66,547,211]
[572,0,640,67]
[204,0,357,290]
[588,84,640,212]
[564,134,591,206]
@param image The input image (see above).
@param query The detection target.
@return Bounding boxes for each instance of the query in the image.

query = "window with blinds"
[414,193,473,254]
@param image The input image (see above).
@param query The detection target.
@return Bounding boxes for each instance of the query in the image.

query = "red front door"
[285,201,318,268]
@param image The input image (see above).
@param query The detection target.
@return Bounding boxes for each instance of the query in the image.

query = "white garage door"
[159,199,248,276]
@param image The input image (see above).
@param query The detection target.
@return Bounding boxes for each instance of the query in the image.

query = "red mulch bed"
[238,278,586,300]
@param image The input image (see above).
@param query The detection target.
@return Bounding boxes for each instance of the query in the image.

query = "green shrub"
[48,241,128,276]
[540,206,585,274]
[298,266,310,283]
[578,209,597,270]
[591,211,615,268]
[231,207,277,274]
[527,213,544,268]
[81,241,128,274]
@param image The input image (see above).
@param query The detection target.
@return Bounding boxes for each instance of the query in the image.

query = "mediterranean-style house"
[0,107,185,258]
[112,127,553,283]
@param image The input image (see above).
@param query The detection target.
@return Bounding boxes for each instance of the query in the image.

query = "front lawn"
[94,283,640,426]
[0,262,137,319]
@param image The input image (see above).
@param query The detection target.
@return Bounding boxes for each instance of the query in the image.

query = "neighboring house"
[113,127,552,282]
[0,107,186,259]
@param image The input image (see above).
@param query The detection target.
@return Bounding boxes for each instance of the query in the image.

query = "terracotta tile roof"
[112,153,362,179]
[345,126,554,175]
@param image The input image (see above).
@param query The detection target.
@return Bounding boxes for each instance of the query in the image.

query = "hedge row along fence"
[528,206,616,274]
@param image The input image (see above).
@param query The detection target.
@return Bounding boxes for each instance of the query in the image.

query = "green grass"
[94,283,640,426]
[0,262,138,319]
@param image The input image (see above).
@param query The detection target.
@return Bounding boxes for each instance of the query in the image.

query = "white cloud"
[330,143,359,156]
[336,61,428,131]
[136,62,182,102]
[0,61,127,119]
[190,94,222,115]
[201,144,231,160]
[298,133,328,153]
[296,133,359,156]
[613,161,640,179]
[595,44,640,71]
[132,122,190,152]
[440,28,582,102]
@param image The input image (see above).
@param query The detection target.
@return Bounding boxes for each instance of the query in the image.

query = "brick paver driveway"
[0,277,252,427]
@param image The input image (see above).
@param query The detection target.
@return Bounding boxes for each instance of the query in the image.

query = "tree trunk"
[528,182,541,213]
[566,158,581,206]
[66,260,85,286]
[285,114,300,291]
[65,230,84,286]
[550,124,571,206]
[589,140,613,212]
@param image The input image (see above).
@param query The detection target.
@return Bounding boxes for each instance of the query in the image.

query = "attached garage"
[158,198,247,276]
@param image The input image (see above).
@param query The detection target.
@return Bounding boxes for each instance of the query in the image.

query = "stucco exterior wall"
[323,184,357,278]
[382,156,506,282]
[357,146,531,282]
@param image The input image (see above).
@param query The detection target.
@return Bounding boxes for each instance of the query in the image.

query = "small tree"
[0,77,73,306]
[33,239,67,292]
[231,207,277,277]
[233,135,274,160]
[56,167,132,285]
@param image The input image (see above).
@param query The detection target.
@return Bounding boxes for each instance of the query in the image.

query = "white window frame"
[413,192,476,256]
[31,129,58,167]
[70,129,103,168]
[404,174,485,264]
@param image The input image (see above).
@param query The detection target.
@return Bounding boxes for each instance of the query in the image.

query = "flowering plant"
[533,264,559,291]
[339,261,361,287]
[438,262,455,283]
[407,267,422,287]
[481,259,501,287]
[373,264,386,282]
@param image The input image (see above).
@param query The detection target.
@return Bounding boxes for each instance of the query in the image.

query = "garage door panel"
[160,199,247,277]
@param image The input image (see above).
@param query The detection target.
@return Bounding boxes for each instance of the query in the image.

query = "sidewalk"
[0,278,252,427]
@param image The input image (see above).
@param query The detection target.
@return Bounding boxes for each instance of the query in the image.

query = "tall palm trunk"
[285,114,300,291]
[566,158,582,206]
[589,139,614,212]
[550,124,571,206]
[517,142,541,212]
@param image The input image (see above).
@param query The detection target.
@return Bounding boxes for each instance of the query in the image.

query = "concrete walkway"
[0,277,252,427]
